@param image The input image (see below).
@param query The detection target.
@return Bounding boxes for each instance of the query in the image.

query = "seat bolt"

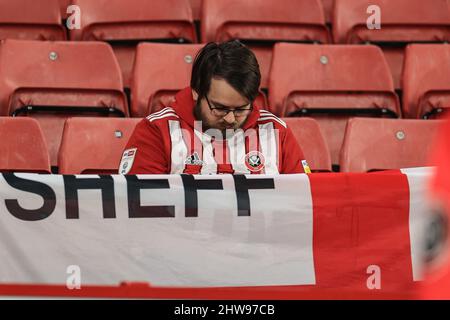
[184,55,193,64]
[49,51,58,61]
[396,131,405,140]
[320,55,328,65]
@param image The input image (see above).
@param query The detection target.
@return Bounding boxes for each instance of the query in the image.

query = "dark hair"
[190,40,261,103]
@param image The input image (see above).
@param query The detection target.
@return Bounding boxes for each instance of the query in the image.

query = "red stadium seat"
[333,0,450,89]
[269,43,400,166]
[0,39,128,168]
[58,0,71,18]
[201,0,330,88]
[0,117,51,173]
[0,0,65,41]
[58,118,141,174]
[131,43,267,117]
[70,0,197,88]
[190,0,202,21]
[403,44,450,119]
[340,118,443,172]
[131,43,204,117]
[321,0,334,24]
[282,118,332,172]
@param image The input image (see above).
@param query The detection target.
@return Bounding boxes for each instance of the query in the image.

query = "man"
[119,40,310,175]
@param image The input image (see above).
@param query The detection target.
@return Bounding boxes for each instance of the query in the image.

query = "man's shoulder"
[133,107,181,136]
[145,107,180,124]
[256,110,287,129]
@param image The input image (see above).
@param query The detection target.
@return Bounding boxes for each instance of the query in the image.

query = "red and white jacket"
[120,87,309,174]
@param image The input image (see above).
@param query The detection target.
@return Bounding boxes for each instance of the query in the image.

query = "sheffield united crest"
[245,151,265,172]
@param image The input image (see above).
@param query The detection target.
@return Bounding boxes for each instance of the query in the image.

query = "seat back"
[332,0,450,88]
[269,43,399,116]
[0,39,128,167]
[201,0,330,88]
[282,117,332,172]
[321,0,334,24]
[0,0,66,41]
[70,0,196,42]
[0,117,51,173]
[190,0,202,21]
[340,117,443,172]
[70,0,197,87]
[131,43,267,117]
[59,0,71,18]
[403,44,450,119]
[202,0,329,43]
[269,43,400,165]
[59,117,141,174]
[333,0,450,44]
[131,43,203,117]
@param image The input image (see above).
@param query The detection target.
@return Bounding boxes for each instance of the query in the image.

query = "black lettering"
[3,173,56,221]
[232,175,275,216]
[63,175,115,219]
[180,174,223,217]
[125,175,174,218]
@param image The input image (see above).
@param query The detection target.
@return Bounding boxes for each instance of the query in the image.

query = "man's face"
[193,78,252,136]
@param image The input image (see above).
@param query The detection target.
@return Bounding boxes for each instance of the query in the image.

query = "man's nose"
[223,111,236,124]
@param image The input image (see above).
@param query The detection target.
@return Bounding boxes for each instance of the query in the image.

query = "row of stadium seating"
[0,116,440,174]
[51,0,450,25]
[0,39,448,165]
[2,0,449,88]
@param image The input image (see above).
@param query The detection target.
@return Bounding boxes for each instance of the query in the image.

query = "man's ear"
[192,89,199,101]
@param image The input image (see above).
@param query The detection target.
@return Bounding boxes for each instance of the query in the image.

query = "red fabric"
[309,173,414,292]
[123,87,307,174]
[430,118,450,212]
[0,283,415,299]
[420,118,450,299]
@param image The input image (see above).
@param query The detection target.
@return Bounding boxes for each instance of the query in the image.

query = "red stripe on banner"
[0,283,416,300]
[309,173,414,292]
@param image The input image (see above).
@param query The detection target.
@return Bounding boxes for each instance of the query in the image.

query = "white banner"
[0,173,316,287]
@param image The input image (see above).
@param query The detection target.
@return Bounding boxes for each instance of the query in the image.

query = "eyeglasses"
[205,95,253,117]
